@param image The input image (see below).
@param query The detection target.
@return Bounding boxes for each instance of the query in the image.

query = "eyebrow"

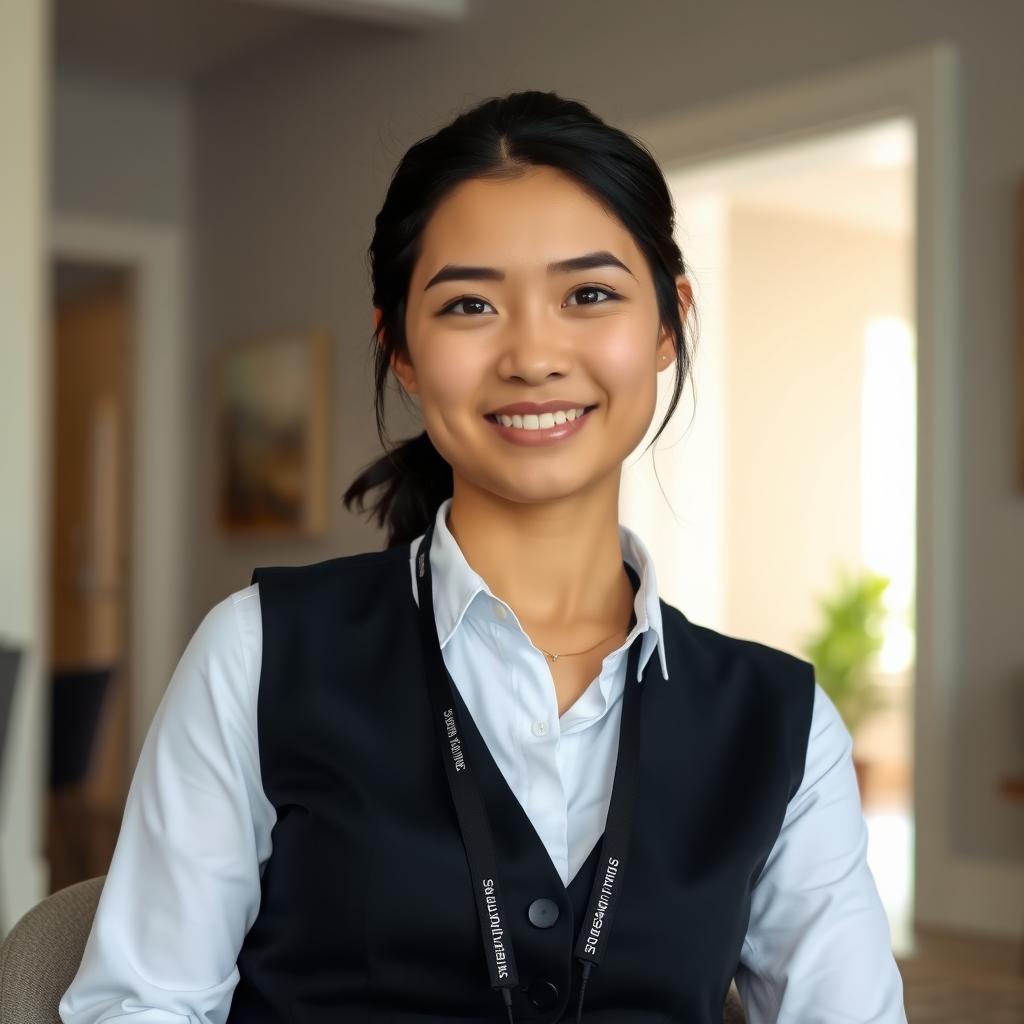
[423,250,635,291]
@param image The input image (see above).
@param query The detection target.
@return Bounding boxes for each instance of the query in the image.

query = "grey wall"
[191,0,1023,861]
[51,67,192,224]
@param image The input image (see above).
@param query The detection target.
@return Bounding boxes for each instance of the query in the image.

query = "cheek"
[592,325,659,403]
[415,336,487,419]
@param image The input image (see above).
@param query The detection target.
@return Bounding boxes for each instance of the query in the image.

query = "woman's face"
[387,165,690,507]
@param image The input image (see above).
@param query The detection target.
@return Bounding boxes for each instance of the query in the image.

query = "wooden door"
[48,267,134,892]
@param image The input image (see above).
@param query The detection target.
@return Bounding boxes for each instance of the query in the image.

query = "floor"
[897,956,1024,1023]
[865,805,1024,1021]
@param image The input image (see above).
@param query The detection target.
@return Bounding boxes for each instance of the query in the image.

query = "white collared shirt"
[59,495,907,1022]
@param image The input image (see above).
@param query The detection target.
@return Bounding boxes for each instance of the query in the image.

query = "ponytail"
[342,428,452,550]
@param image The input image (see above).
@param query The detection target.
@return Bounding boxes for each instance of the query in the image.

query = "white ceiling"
[53,0,469,83]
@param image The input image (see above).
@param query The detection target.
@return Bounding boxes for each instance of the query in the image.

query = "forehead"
[413,166,641,281]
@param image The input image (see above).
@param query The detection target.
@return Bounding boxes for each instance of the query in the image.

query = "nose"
[495,311,574,383]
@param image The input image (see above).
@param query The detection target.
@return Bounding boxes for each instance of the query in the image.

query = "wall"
[51,67,192,224]
[0,0,49,929]
[726,202,909,651]
[726,201,912,788]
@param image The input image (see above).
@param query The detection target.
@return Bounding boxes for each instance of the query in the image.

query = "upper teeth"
[494,407,588,429]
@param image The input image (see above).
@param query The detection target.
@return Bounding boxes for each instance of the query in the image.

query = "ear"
[656,275,692,370]
[374,306,419,397]
[656,333,676,370]
[676,274,693,322]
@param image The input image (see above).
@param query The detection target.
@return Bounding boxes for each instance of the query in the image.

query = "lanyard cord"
[415,521,647,1022]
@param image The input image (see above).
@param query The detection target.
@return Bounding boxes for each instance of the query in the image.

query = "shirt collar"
[410,496,670,683]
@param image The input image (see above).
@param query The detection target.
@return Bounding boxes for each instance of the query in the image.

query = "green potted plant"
[800,565,892,800]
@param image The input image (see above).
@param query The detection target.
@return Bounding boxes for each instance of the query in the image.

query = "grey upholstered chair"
[0,875,104,1024]
[0,875,746,1022]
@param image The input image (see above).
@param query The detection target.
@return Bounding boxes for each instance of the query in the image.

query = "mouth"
[484,404,598,424]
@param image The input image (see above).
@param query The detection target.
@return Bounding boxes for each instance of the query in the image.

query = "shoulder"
[144,583,265,760]
[251,546,409,596]
[207,544,413,657]
[189,582,261,661]
[250,546,411,611]
[658,600,816,775]
[658,598,815,687]
[804,681,854,773]
[180,583,258,664]
[248,546,415,634]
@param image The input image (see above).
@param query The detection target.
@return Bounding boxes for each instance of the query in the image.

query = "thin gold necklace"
[535,624,627,663]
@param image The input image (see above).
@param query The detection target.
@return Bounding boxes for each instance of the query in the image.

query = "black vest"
[226,543,815,1023]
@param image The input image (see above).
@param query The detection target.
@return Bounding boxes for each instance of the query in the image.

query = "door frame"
[50,216,190,771]
[627,42,1023,939]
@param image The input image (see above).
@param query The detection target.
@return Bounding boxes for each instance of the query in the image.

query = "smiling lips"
[486,405,591,428]
[484,404,596,445]
[487,398,596,417]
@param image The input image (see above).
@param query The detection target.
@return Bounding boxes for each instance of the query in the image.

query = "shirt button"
[493,601,507,619]
[531,720,548,737]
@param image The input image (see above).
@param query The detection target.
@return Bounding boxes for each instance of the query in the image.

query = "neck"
[445,478,634,637]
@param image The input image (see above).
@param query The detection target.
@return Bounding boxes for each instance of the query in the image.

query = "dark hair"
[342,89,698,549]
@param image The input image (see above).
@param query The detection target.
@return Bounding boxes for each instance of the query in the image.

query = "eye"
[564,285,620,307]
[439,296,496,317]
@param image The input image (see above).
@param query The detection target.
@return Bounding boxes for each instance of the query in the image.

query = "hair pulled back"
[343,90,698,549]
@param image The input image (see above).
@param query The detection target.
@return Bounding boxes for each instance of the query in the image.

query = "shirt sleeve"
[734,681,908,1023]
[58,584,276,1024]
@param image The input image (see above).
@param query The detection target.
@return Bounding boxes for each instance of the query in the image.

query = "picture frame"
[214,326,331,537]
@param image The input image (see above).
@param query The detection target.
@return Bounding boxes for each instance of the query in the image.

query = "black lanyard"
[414,518,648,1023]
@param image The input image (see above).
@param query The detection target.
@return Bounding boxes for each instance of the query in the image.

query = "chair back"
[724,981,746,1023]
[0,875,104,1024]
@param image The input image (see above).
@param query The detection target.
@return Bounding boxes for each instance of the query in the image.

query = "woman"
[59,90,906,1023]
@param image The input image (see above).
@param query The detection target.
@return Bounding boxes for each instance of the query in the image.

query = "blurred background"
[1,0,1023,1017]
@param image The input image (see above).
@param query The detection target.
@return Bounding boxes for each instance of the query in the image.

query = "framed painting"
[214,326,331,536]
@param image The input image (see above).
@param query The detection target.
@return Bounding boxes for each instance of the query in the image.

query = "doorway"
[46,260,136,892]
[630,118,917,952]
[620,43,973,944]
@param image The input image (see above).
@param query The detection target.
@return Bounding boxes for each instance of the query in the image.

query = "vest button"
[526,897,559,928]
[526,978,559,1009]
